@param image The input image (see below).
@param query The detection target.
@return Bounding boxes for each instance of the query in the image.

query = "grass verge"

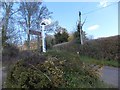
[80,55,119,68]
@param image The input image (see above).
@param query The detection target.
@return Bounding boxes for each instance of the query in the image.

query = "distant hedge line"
[53,35,119,61]
[79,35,119,61]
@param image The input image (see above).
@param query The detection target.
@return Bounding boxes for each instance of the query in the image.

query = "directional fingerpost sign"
[25,19,58,53]
[27,28,42,51]
[29,29,41,36]
[45,21,58,32]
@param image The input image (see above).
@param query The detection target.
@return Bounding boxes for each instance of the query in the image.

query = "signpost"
[40,19,58,53]
[45,21,58,30]
[29,29,41,36]
[27,29,41,51]
[41,25,46,52]
[26,19,58,53]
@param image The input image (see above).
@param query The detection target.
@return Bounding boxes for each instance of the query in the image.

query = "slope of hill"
[53,35,119,61]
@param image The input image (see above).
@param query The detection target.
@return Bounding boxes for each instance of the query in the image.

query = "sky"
[43,1,118,39]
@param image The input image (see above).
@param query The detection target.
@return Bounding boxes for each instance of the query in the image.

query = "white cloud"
[87,25,100,31]
[98,0,109,7]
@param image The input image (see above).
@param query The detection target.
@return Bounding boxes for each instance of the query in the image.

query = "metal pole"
[41,25,46,52]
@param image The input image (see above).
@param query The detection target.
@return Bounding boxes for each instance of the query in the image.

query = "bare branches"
[81,17,87,27]
[1,2,52,45]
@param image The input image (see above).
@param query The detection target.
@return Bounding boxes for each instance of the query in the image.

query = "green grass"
[80,55,119,67]
[47,49,119,67]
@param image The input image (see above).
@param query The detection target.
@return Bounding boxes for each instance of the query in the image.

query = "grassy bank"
[80,55,119,67]
[53,35,119,68]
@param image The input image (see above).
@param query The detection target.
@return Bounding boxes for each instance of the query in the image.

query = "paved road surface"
[0,67,2,89]
[100,66,119,88]
[0,67,7,89]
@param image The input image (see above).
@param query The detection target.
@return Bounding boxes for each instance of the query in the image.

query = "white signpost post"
[40,19,58,53]
[41,25,46,52]
[22,18,57,53]
[24,18,58,53]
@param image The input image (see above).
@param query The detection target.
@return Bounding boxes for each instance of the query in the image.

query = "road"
[100,66,119,88]
[0,67,7,89]
[0,67,2,90]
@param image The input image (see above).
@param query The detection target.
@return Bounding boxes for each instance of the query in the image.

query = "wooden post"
[27,28,30,50]
[79,11,83,45]
[37,36,40,52]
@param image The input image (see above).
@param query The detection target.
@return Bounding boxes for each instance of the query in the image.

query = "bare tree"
[1,2,13,44]
[19,2,52,50]
[1,2,21,46]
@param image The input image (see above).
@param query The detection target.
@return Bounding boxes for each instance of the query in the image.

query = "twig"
[29,64,51,82]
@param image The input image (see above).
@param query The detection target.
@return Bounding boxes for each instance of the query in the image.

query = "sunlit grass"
[80,55,119,67]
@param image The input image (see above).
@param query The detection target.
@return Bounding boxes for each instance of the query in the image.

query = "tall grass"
[80,56,119,67]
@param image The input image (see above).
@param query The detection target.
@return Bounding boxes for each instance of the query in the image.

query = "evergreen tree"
[54,27,69,44]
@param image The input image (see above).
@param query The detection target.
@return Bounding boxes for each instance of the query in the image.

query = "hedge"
[79,35,119,61]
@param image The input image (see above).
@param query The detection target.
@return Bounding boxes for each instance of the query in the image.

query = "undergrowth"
[5,50,111,88]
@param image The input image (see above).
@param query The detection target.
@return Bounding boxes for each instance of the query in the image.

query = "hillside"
[53,35,119,61]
